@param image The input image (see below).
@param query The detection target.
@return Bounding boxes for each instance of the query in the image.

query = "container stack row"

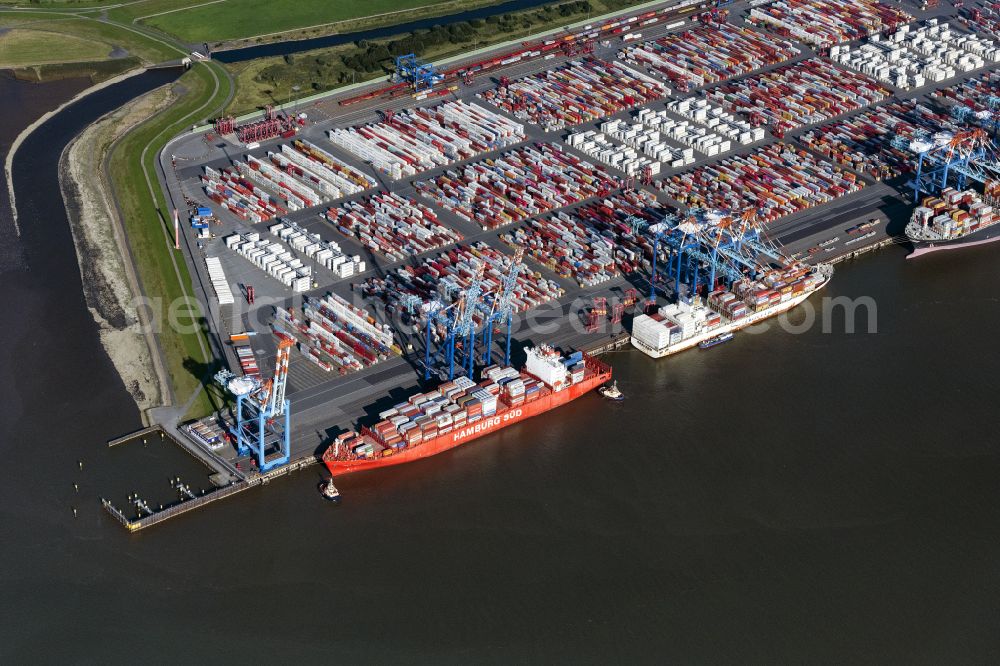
[564,128,661,177]
[890,18,998,74]
[236,154,323,211]
[414,144,617,230]
[618,24,799,92]
[500,214,618,287]
[224,231,314,292]
[324,192,463,261]
[706,59,889,133]
[959,6,1000,42]
[269,141,376,200]
[748,0,912,47]
[274,294,397,373]
[798,100,956,180]
[202,165,286,223]
[268,219,366,279]
[632,108,731,157]
[327,100,525,180]
[362,242,565,319]
[233,344,260,379]
[663,99,766,148]
[932,70,1000,124]
[204,256,235,306]
[289,139,377,193]
[501,190,672,284]
[831,28,934,90]
[658,143,864,225]
[603,117,694,166]
[477,58,668,131]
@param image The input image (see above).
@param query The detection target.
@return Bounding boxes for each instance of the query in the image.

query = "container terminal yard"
[108,0,1000,528]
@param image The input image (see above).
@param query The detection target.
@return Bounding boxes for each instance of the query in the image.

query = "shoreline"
[57,83,176,419]
[4,66,148,237]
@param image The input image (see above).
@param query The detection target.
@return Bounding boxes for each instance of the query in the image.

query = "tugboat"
[320,478,341,503]
[598,380,624,401]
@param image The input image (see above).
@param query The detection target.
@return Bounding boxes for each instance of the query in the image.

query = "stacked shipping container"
[362,241,565,320]
[932,70,1000,124]
[324,192,463,261]
[619,24,799,91]
[202,165,286,223]
[274,292,398,374]
[798,100,957,180]
[748,0,912,47]
[327,100,524,180]
[499,190,672,285]
[706,59,890,132]
[268,219,366,279]
[477,58,668,131]
[658,143,864,224]
[414,144,617,230]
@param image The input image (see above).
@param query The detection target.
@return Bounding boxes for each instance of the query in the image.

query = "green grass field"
[0,27,112,65]
[0,14,182,64]
[140,0,492,43]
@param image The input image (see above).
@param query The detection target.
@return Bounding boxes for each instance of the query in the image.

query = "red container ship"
[323,345,612,475]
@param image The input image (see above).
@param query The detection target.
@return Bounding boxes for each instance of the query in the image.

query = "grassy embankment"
[108,60,233,418]
[224,0,647,115]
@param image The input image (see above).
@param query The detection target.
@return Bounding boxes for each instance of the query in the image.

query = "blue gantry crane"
[904,128,1000,200]
[395,53,442,91]
[481,246,525,367]
[629,209,779,305]
[215,337,292,472]
[423,265,487,380]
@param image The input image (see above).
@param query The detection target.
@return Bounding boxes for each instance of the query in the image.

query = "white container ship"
[630,263,833,359]
[905,183,1000,258]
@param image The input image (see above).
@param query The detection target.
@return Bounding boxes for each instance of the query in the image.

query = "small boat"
[699,332,734,349]
[598,380,624,401]
[320,478,341,503]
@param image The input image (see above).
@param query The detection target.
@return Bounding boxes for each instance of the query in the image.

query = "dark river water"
[2,71,1000,661]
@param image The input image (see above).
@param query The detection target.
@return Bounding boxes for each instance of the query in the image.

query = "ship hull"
[907,222,1000,258]
[631,279,828,359]
[325,365,611,475]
